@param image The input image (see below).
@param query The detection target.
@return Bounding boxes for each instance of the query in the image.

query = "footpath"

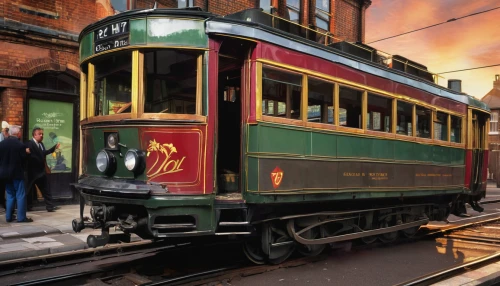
[0,204,143,262]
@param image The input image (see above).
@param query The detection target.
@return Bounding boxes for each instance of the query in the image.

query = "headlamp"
[124,149,145,174]
[96,149,116,175]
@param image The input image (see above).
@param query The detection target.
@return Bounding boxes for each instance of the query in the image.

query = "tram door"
[216,38,252,194]
[470,110,488,195]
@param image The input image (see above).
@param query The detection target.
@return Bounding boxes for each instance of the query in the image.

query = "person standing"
[26,127,60,212]
[0,121,8,213]
[0,125,32,222]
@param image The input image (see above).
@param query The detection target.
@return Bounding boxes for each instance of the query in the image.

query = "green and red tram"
[72,7,490,264]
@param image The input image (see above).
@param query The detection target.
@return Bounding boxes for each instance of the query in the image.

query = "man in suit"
[0,125,32,222]
[26,127,60,212]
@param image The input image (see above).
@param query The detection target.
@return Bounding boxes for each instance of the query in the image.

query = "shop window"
[490,111,499,134]
[287,0,300,23]
[416,106,431,138]
[93,51,132,116]
[29,71,78,95]
[339,86,362,129]
[396,101,413,136]
[367,93,391,132]
[308,77,334,123]
[315,0,330,30]
[262,66,302,119]
[451,115,462,143]
[144,50,200,114]
[434,111,448,141]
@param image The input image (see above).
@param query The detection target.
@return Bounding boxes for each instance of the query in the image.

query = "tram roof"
[79,7,489,112]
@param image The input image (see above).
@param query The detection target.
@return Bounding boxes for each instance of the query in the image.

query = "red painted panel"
[258,42,467,114]
[464,150,472,189]
[141,127,206,194]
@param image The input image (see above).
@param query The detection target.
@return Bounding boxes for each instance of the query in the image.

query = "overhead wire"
[366,6,500,44]
[437,64,500,75]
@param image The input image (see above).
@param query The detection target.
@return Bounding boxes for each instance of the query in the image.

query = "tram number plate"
[94,20,130,53]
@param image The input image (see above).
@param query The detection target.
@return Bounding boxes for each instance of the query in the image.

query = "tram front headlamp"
[124,149,145,174]
[106,133,118,150]
[96,150,116,175]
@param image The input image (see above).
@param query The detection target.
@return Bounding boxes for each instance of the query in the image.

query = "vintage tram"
[72,7,490,264]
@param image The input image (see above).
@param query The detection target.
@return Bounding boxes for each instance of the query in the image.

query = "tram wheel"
[242,239,266,265]
[378,220,399,243]
[297,227,326,257]
[401,215,419,238]
[262,222,295,265]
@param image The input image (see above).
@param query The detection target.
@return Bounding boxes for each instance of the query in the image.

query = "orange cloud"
[366,0,500,99]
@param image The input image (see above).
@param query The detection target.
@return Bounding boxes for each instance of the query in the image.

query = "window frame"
[315,0,331,31]
[255,60,466,146]
[85,49,205,123]
[489,111,499,135]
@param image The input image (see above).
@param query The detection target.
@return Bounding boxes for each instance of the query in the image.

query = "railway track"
[3,209,500,286]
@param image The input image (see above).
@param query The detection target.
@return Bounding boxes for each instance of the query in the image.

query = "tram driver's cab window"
[262,66,302,119]
[144,50,199,114]
[339,86,362,129]
[434,111,448,141]
[93,51,132,116]
[416,106,431,138]
[307,77,334,123]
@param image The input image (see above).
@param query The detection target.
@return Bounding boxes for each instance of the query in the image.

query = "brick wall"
[0,0,370,125]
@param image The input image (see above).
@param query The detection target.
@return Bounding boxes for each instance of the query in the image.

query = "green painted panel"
[414,143,432,162]
[258,125,307,155]
[146,18,207,47]
[86,128,141,179]
[370,138,393,160]
[433,145,450,164]
[451,148,465,165]
[247,156,259,191]
[337,135,370,158]
[310,132,337,157]
[248,125,259,153]
[394,141,414,161]
[80,32,93,63]
[244,187,464,204]
[129,19,147,45]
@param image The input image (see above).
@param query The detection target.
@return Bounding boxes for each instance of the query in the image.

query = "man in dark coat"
[0,125,32,222]
[26,127,60,212]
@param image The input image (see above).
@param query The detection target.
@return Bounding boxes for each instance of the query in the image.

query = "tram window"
[339,86,362,129]
[434,111,448,141]
[308,77,334,123]
[262,66,302,119]
[451,115,462,143]
[397,101,413,136]
[143,50,200,114]
[367,93,391,132]
[93,51,132,116]
[416,106,431,138]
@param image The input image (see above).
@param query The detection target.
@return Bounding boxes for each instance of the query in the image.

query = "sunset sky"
[365,0,500,100]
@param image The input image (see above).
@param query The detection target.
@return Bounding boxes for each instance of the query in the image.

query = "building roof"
[482,76,500,109]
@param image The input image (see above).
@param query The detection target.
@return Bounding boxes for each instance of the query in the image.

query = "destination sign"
[94,20,129,53]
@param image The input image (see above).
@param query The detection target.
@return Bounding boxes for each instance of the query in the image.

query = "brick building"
[482,75,500,183]
[0,0,371,200]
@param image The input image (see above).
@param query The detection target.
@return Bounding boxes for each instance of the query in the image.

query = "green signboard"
[28,99,73,173]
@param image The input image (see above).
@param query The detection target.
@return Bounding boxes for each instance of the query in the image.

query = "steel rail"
[395,250,500,286]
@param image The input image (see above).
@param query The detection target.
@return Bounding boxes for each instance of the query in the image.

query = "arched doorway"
[26,71,79,201]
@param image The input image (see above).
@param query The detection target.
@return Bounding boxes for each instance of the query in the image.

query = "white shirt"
[33,138,43,150]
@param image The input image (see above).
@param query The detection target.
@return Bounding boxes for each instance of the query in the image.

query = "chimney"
[494,74,500,89]
[448,79,461,92]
